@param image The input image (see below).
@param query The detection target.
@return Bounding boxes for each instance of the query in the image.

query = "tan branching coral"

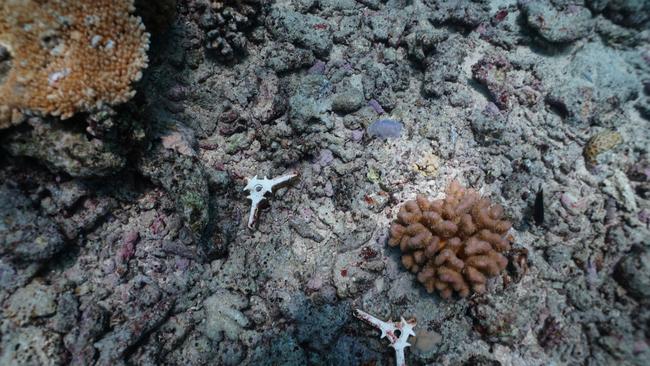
[388,181,513,299]
[0,0,150,129]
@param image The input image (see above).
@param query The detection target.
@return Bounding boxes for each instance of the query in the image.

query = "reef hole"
[0,43,12,85]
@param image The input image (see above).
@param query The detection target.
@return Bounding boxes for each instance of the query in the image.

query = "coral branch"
[388,181,513,299]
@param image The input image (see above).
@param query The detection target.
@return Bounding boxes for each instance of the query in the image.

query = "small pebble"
[324,181,334,196]
[639,209,650,226]
[318,149,334,166]
[350,129,364,141]
[307,275,323,291]
[308,60,326,75]
[413,329,443,354]
[368,99,385,115]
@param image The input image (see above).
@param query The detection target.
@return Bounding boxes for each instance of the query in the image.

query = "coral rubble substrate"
[1,0,650,365]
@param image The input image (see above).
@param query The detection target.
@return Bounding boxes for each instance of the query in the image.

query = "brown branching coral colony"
[0,0,150,129]
[389,181,513,299]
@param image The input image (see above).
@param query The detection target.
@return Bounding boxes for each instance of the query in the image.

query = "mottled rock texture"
[1,0,649,365]
[0,185,66,262]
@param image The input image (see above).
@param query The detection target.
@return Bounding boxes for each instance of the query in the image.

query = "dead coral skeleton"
[354,309,417,366]
[243,172,298,229]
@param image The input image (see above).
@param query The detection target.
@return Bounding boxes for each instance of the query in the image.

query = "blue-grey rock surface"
[1,0,650,365]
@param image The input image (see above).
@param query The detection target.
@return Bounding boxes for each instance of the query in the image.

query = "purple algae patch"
[368,99,385,115]
[318,149,334,166]
[350,129,364,141]
[367,119,403,139]
[308,60,326,75]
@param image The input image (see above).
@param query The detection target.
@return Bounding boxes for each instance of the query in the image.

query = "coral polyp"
[0,0,150,127]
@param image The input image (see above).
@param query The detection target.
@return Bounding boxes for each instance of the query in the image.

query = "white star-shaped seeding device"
[354,309,417,366]
[243,172,298,229]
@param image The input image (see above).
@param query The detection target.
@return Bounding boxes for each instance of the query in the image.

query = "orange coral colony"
[388,181,512,299]
[0,0,150,128]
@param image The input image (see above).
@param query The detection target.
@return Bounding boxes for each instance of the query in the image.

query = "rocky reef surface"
[1,0,650,365]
